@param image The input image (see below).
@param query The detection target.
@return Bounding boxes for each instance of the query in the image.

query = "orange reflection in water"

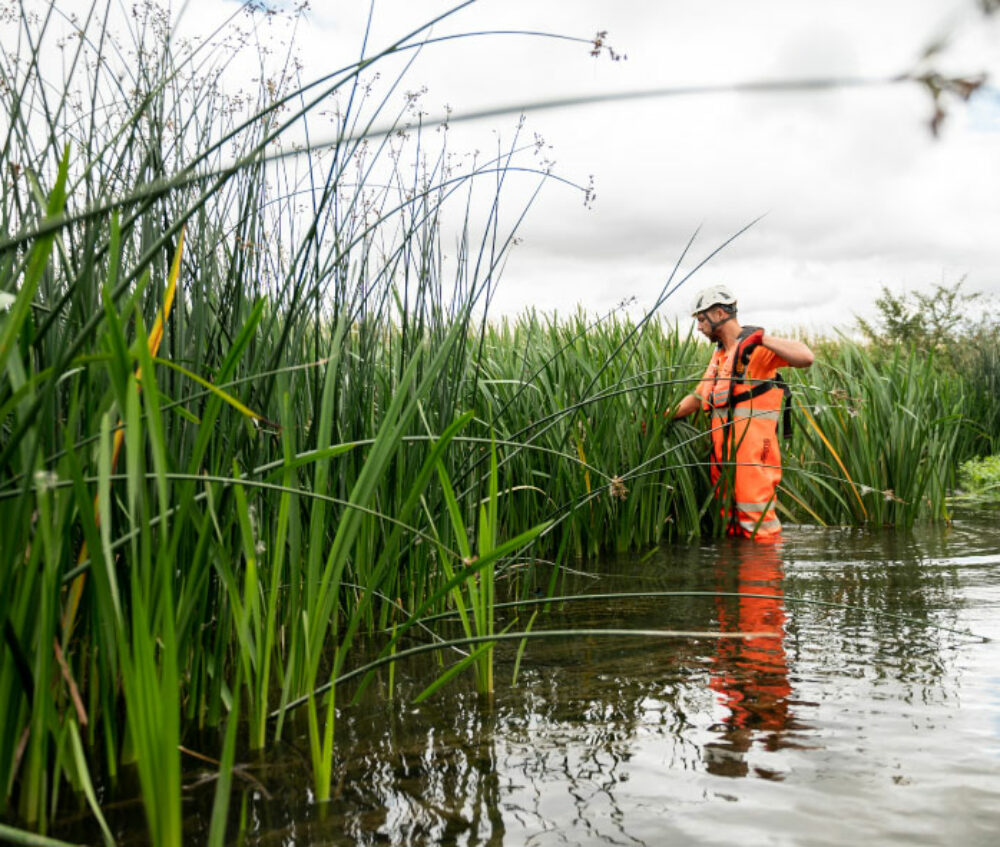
[706,537,795,778]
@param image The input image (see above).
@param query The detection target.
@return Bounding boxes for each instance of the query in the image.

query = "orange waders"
[699,343,789,539]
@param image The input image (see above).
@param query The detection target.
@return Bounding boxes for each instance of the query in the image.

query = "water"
[58,512,1000,845]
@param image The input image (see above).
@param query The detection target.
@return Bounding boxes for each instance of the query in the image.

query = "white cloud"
[42,0,1000,331]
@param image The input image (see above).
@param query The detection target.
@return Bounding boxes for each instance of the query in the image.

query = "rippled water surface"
[62,512,1000,845]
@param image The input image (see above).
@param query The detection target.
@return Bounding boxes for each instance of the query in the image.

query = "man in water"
[672,285,814,538]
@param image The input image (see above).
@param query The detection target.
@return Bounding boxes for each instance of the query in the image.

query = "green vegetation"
[2,3,999,845]
[855,279,987,356]
[780,342,964,526]
[956,454,1000,501]
[854,279,1000,457]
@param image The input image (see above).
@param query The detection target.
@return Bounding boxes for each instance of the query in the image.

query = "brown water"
[58,511,1000,845]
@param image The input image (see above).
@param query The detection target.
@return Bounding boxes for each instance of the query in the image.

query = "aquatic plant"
[0,0,587,840]
[780,341,965,527]
[3,2,1000,844]
[957,336,1000,457]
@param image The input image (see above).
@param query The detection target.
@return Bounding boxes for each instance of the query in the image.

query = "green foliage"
[957,334,1000,456]
[855,278,983,354]
[957,454,1000,499]
[3,1,1000,842]
[855,278,999,383]
[854,279,1000,457]
[0,0,584,840]
[780,341,964,527]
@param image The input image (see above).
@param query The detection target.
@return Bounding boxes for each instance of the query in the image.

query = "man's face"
[695,308,719,341]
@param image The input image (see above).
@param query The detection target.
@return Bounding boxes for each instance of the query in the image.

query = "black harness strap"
[727,379,775,404]
[714,374,794,440]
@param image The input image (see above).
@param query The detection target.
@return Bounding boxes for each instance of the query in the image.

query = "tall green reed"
[1,1,596,841]
[781,340,966,527]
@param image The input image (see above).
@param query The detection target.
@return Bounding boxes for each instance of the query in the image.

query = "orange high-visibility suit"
[697,344,788,538]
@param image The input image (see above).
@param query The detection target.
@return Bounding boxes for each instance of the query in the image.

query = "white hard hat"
[690,284,737,316]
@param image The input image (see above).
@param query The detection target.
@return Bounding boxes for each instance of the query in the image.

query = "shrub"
[957,454,1000,500]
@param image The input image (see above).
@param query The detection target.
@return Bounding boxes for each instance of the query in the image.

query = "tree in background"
[856,279,995,366]
[856,279,1000,456]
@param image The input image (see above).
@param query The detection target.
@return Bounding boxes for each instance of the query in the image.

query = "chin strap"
[704,312,736,345]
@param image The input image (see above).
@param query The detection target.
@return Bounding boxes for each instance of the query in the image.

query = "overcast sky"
[189,2,999,331]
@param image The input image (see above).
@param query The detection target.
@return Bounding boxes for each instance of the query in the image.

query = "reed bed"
[2,3,999,845]
[779,342,966,527]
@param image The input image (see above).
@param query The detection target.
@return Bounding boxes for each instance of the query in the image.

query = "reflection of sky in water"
[968,86,1000,132]
[992,678,1000,751]
[385,520,1000,845]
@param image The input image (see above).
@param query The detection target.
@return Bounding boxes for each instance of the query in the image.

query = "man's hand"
[639,408,674,436]
[672,394,702,420]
